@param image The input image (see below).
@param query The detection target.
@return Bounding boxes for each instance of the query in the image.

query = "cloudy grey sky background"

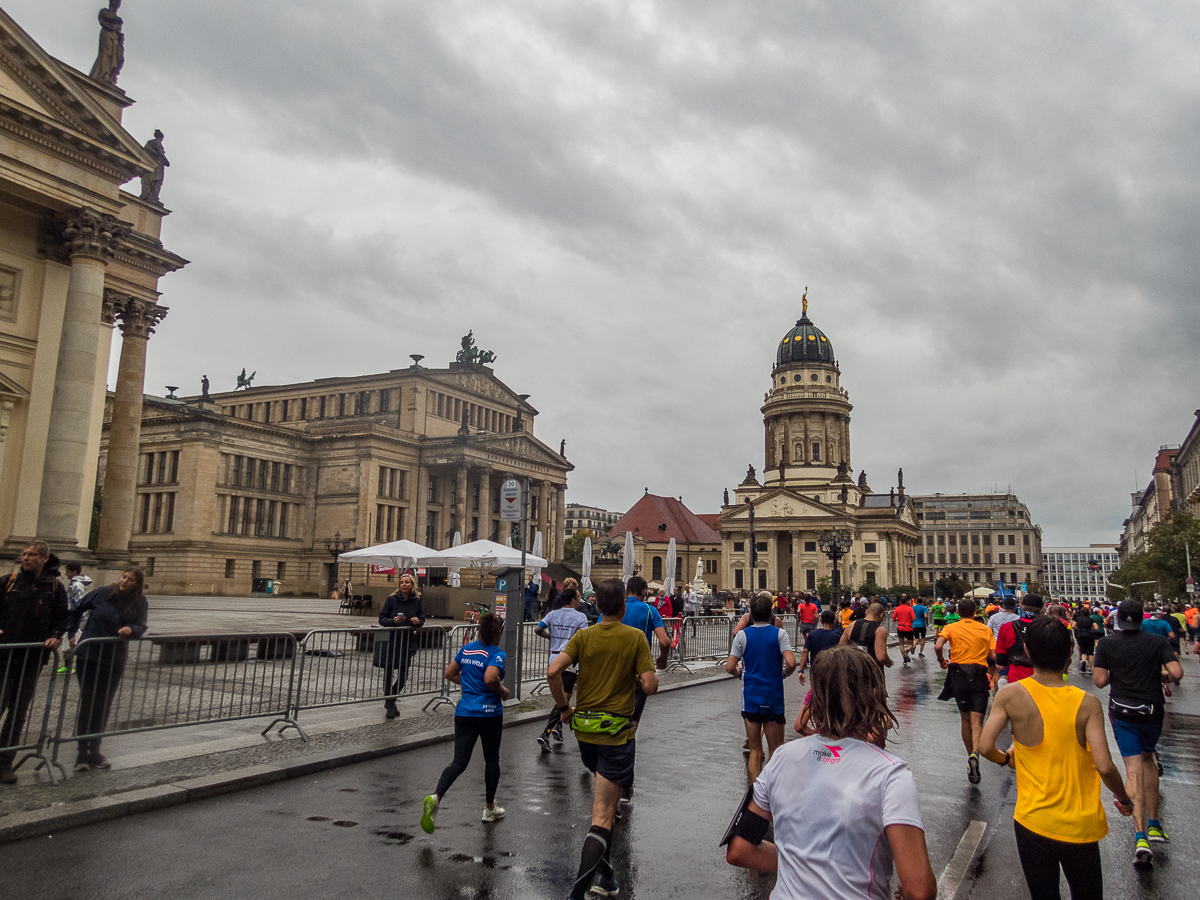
[14,1,1199,546]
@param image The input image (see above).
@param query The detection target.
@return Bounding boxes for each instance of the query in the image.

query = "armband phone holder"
[719,786,770,847]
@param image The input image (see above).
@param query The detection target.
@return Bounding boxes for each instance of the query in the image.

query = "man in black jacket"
[0,540,69,783]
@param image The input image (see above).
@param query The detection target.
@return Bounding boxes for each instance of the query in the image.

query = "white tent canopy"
[417,539,548,570]
[338,539,434,571]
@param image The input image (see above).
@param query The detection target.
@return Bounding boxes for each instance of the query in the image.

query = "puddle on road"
[339,788,359,793]
[332,820,358,827]
[1160,713,1200,785]
[374,829,414,844]
[306,816,330,822]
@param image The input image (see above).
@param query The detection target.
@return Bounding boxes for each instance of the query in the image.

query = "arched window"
[652,557,663,581]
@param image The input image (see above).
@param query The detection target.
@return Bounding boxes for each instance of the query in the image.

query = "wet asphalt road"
[1,651,1198,899]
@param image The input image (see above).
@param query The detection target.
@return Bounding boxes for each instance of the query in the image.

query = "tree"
[562,528,594,567]
[1110,511,1200,603]
[855,581,880,597]
[1025,581,1049,599]
[916,578,935,598]
[816,575,833,603]
[890,584,920,599]
[936,575,971,600]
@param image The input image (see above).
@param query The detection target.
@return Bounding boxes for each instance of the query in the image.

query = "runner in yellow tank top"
[978,616,1132,900]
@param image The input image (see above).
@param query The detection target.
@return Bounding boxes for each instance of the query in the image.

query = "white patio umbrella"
[417,539,548,570]
[622,531,635,585]
[581,536,593,595]
[449,531,463,587]
[530,531,544,587]
[338,539,434,573]
[663,538,677,598]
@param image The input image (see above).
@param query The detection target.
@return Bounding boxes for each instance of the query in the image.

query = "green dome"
[776,314,836,368]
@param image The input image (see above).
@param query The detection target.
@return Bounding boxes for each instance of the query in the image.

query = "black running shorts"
[578,738,636,789]
[949,668,990,715]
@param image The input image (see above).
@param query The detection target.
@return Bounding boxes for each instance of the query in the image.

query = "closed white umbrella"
[505,535,513,548]
[530,531,544,589]
[622,531,635,585]
[581,536,593,595]
[663,538,676,598]
[449,531,462,587]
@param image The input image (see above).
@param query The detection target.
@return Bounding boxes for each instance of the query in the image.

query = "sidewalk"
[0,661,727,844]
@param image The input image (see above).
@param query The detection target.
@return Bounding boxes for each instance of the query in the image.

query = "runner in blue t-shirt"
[422,614,508,833]
[618,577,671,802]
[911,601,929,658]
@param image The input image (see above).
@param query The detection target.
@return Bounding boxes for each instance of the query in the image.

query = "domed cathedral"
[717,293,922,595]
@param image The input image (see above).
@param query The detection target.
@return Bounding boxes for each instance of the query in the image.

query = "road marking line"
[937,820,988,900]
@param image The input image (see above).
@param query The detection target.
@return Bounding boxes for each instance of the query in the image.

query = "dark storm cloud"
[12,0,1199,545]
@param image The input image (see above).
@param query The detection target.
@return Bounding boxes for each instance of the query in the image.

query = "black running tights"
[1014,820,1103,900]
[435,715,503,804]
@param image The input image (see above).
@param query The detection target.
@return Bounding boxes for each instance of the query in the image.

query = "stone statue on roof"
[723,488,729,506]
[139,131,169,203]
[455,331,497,365]
[89,1,125,85]
[802,286,808,317]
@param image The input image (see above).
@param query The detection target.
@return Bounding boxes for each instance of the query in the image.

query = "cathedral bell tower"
[761,292,853,489]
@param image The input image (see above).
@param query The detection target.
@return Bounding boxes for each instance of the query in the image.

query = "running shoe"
[537,733,551,752]
[1134,836,1153,865]
[967,753,981,785]
[919,652,925,658]
[1147,822,1170,843]
[482,804,505,822]
[420,794,439,834]
[588,870,621,897]
[550,729,565,748]
[87,753,111,770]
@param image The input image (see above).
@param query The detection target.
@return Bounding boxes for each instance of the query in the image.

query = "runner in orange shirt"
[935,599,996,785]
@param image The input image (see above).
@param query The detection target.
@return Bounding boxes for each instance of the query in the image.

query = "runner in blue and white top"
[535,589,589,750]
[421,614,508,834]
[726,592,797,780]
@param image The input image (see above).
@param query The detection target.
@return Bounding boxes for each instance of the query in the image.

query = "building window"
[1024,553,1031,565]
[242,497,253,534]
[151,493,164,533]
[812,442,821,461]
[756,542,767,552]
[227,497,239,534]
[758,570,767,589]
[232,456,243,487]
[804,541,816,552]
[277,562,286,581]
[652,557,663,581]
[806,569,816,590]
[676,556,683,581]
[251,560,261,579]
[279,503,289,539]
[266,501,277,537]
[735,569,744,589]
[938,554,946,564]
[1023,534,1030,545]
[733,542,745,552]
[973,553,980,564]
[917,553,924,564]
[225,559,236,578]
[426,511,438,548]
[866,571,876,585]
[471,516,479,541]
[864,543,877,553]
[1008,535,1016,546]
[376,506,385,541]
[165,493,175,532]
[428,475,439,504]
[472,483,480,512]
[950,553,957,565]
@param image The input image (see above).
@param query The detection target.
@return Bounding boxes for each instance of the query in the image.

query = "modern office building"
[564,503,621,538]
[1043,545,1119,605]
[911,492,1044,589]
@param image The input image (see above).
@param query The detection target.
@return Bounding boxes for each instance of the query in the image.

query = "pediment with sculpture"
[719,487,843,524]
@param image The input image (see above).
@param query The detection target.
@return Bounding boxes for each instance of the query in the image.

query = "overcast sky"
[15,1,1199,546]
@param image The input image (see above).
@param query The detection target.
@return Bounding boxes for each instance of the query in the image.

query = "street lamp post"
[905,548,915,589]
[817,526,854,603]
[323,531,354,595]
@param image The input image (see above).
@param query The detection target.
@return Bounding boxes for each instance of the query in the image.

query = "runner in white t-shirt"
[725,645,937,900]
[534,589,588,750]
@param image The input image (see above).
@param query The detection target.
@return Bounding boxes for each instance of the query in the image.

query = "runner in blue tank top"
[726,593,797,779]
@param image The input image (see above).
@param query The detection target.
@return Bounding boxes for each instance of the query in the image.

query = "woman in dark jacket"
[66,567,149,771]
[376,573,424,718]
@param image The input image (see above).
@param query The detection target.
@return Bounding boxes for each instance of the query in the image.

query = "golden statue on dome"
[802,287,808,317]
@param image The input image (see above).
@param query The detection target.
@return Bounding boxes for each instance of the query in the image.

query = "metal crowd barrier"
[0,644,62,782]
[287,626,456,726]
[679,615,736,662]
[431,624,479,707]
[519,622,555,694]
[51,633,300,764]
[661,617,688,671]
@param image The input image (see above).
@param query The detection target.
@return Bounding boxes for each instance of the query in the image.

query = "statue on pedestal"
[89,1,124,85]
[201,375,210,399]
[723,488,729,506]
[139,131,170,203]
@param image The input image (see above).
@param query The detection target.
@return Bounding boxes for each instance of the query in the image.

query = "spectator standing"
[66,567,149,771]
[421,613,508,833]
[524,573,540,622]
[376,573,425,719]
[1093,600,1184,864]
[63,562,92,612]
[978,617,1132,900]
[548,578,659,899]
[0,540,68,784]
